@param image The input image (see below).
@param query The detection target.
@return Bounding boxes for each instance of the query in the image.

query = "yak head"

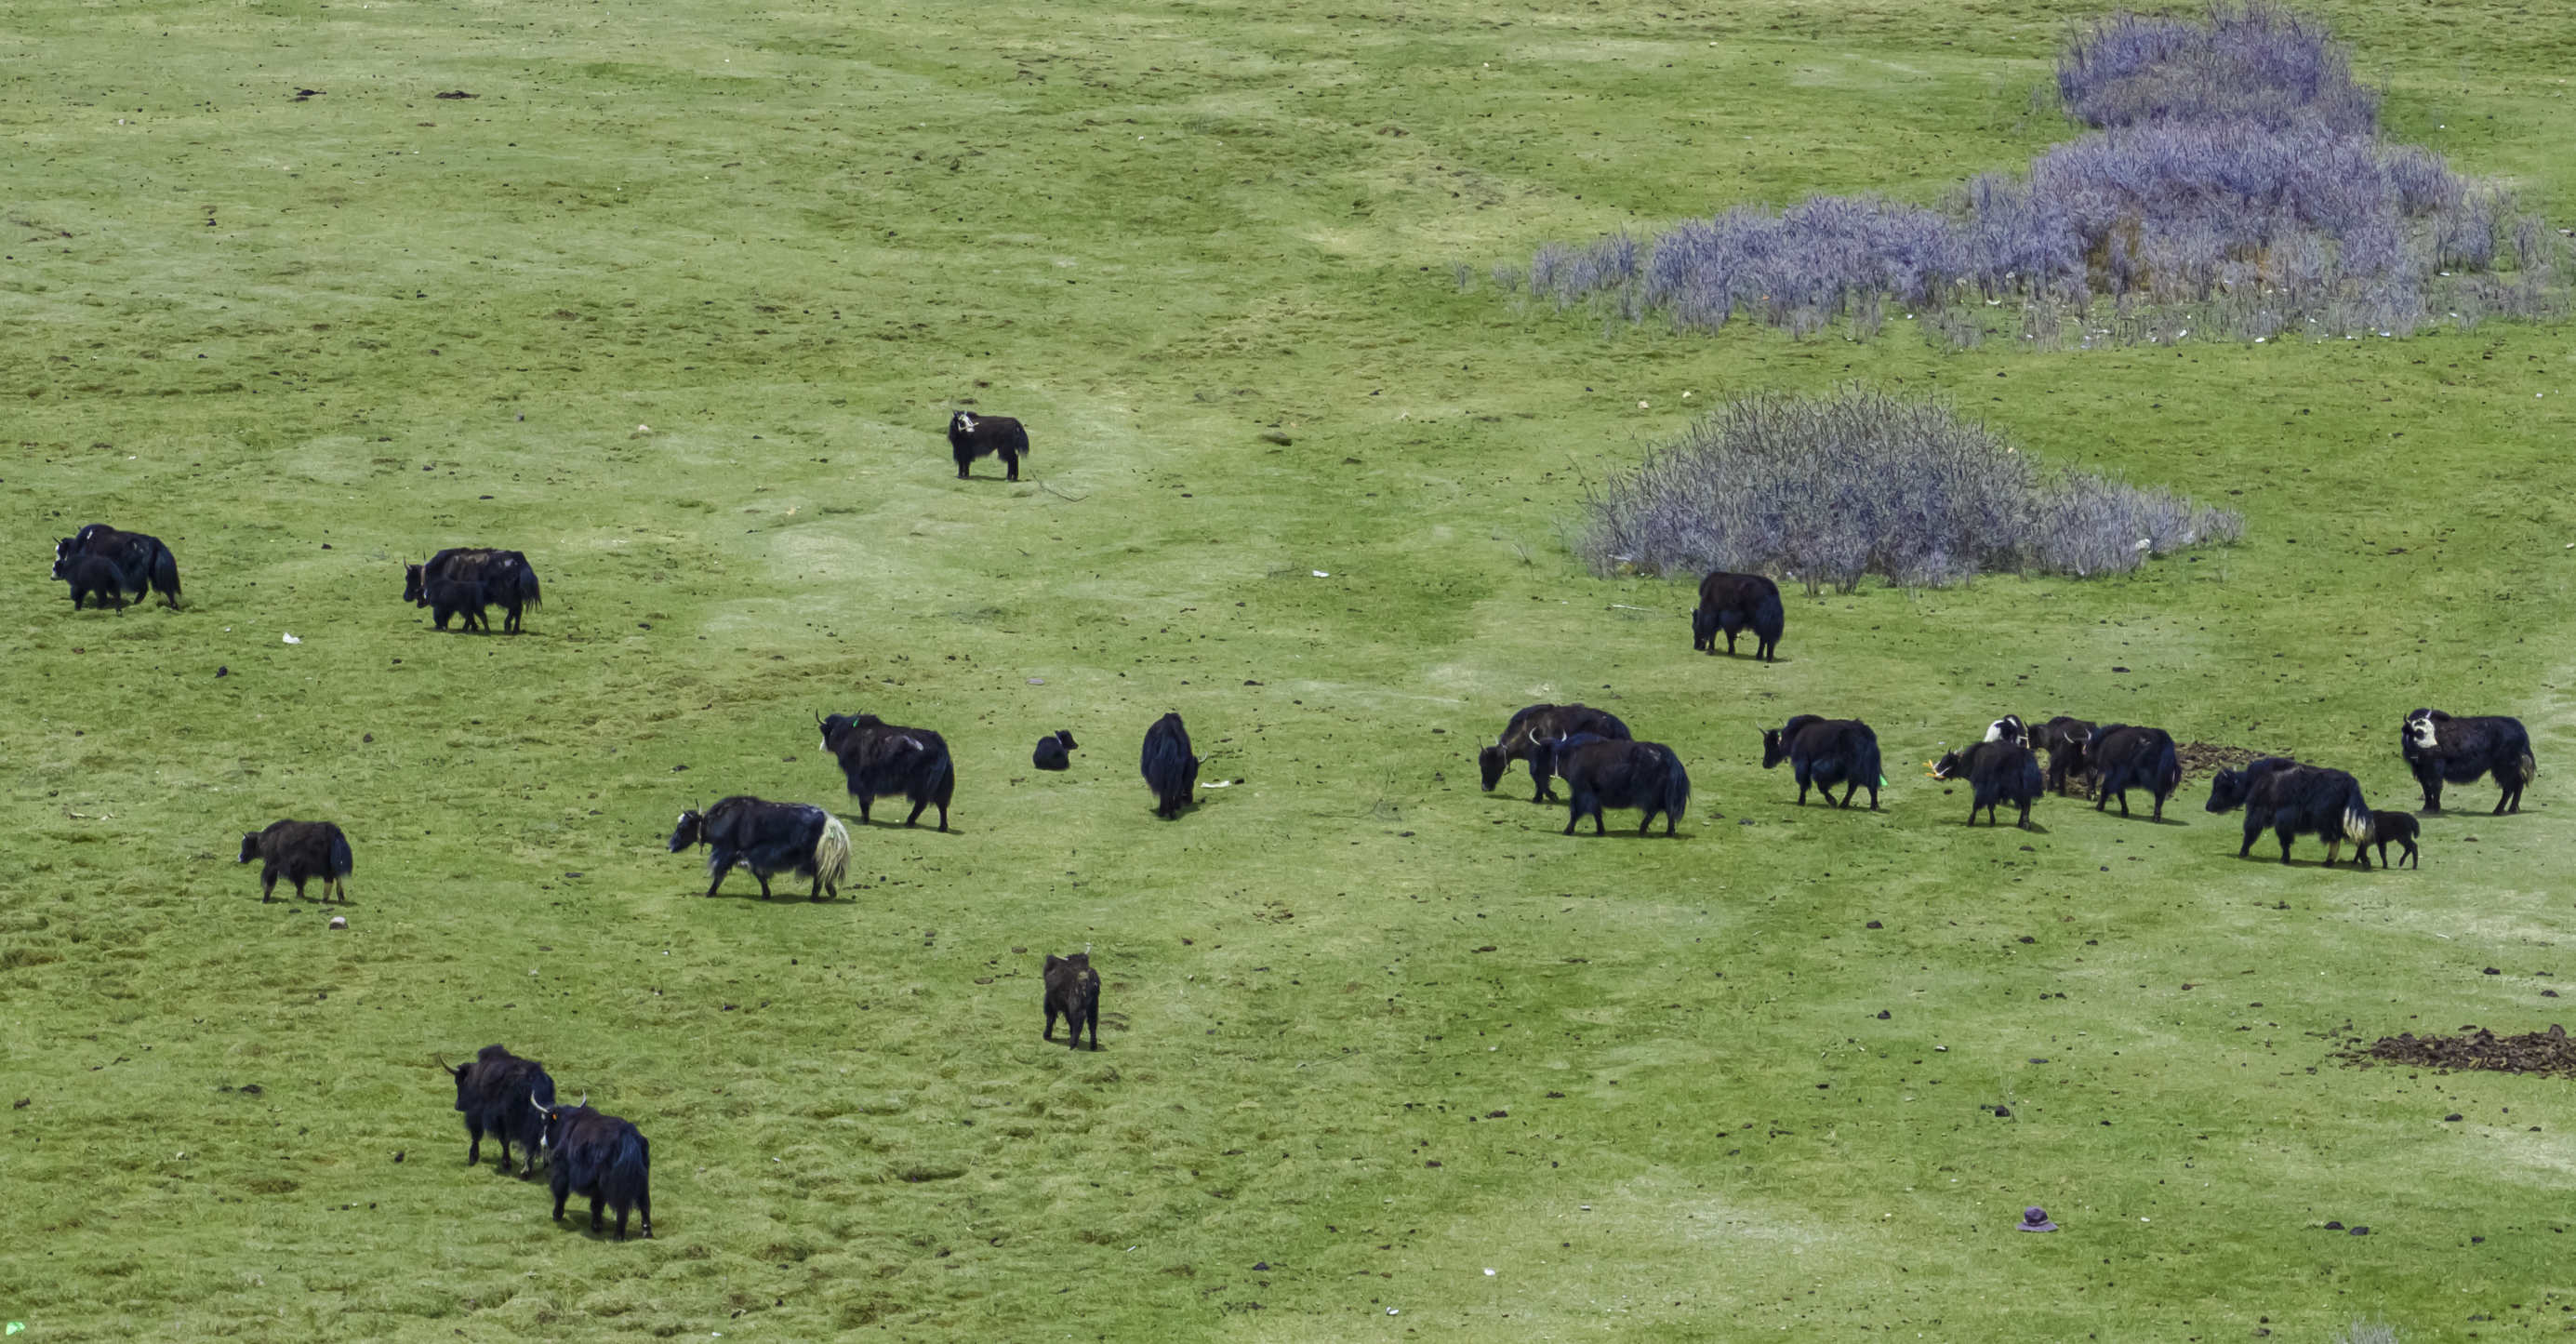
[2204,768,2252,813]
[54,536,78,566]
[1931,750,1968,781]
[668,810,707,853]
[1477,744,1511,792]
[439,1056,479,1111]
[49,551,73,581]
[950,410,978,436]
[1985,715,2027,747]
[1760,727,1790,770]
[1690,605,1719,650]
[403,563,428,605]
[531,1090,590,1151]
[2404,709,2444,752]
[236,832,267,864]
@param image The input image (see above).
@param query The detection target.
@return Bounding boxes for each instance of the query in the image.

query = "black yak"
[2358,809,2422,870]
[1043,951,1100,1050]
[948,410,1029,481]
[2085,725,2182,820]
[1480,703,1631,802]
[2029,716,2097,796]
[2205,762,2369,865]
[1549,734,1691,836]
[819,712,956,830]
[441,1045,556,1178]
[405,548,541,633]
[1032,730,1077,771]
[532,1092,652,1240]
[1139,712,1201,818]
[422,577,490,632]
[53,552,126,612]
[2402,708,2535,814]
[1691,570,1785,661]
[236,820,352,902]
[1932,739,2044,827]
[56,525,180,607]
[667,797,850,899]
[1760,716,1882,808]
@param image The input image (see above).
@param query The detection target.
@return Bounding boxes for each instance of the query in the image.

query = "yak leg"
[704,848,734,898]
[2016,799,2033,828]
[590,1195,606,1232]
[904,798,928,827]
[2240,819,2261,858]
[2151,793,2166,822]
[2323,838,2344,867]
[465,1121,484,1167]
[636,1194,652,1239]
[261,872,277,903]
[1003,451,1021,483]
[292,875,310,899]
[551,1189,570,1221]
[937,800,950,832]
[2277,826,2298,864]
[1085,1008,1099,1051]
[1044,1005,1059,1041]
[755,871,774,898]
[613,1204,631,1241]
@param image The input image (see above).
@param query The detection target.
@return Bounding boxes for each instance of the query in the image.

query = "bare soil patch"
[2342,1024,2576,1075]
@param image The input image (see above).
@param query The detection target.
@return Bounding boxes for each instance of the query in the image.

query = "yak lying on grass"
[1140,712,1201,818]
[2402,708,2535,814]
[1547,734,1690,836]
[237,819,352,902]
[56,525,180,608]
[2086,724,2182,820]
[1043,951,1101,1050]
[1691,570,1784,660]
[1032,730,1077,771]
[533,1093,651,1241]
[949,410,1030,481]
[1761,716,1881,809]
[1932,739,2044,827]
[667,797,850,899]
[2206,762,2370,865]
[53,552,126,612]
[820,712,956,830]
[442,1045,555,1178]
[1480,702,1631,802]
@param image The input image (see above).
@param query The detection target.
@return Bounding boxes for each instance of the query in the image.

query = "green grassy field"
[6,0,2576,1338]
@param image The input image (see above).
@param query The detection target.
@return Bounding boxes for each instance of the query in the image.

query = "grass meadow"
[5,0,2576,1338]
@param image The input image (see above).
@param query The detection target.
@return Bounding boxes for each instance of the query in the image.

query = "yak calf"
[1043,952,1101,1050]
[1033,730,1078,771]
[534,1093,652,1240]
[55,553,126,612]
[237,820,352,902]
[2358,809,2421,870]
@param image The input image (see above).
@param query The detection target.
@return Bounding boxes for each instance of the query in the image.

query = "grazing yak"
[2205,762,2370,865]
[1932,739,2044,827]
[237,819,352,902]
[441,1045,556,1178]
[2358,809,2422,870]
[1691,570,1785,661]
[1480,703,1631,802]
[1140,712,1201,818]
[532,1093,652,1241]
[405,549,541,633]
[53,552,126,612]
[948,410,1029,481]
[1984,715,2030,748]
[420,577,491,632]
[667,797,850,899]
[820,712,956,830]
[2401,708,2535,814]
[1044,951,1101,1050]
[1761,716,1883,809]
[1032,730,1078,772]
[2028,716,2098,796]
[2085,725,2182,820]
[55,525,181,608]
[1547,734,1691,836]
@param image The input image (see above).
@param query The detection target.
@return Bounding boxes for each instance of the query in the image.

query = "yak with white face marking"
[2400,708,2534,814]
[948,410,1030,481]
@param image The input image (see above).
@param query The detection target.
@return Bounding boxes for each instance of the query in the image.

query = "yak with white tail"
[666,796,850,899]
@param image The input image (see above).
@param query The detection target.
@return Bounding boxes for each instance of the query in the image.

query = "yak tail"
[2517,752,2539,786]
[814,815,851,890]
[513,565,542,609]
[151,542,181,605]
[1661,750,1693,817]
[328,832,354,879]
[610,1127,650,1191]
[2342,786,2371,845]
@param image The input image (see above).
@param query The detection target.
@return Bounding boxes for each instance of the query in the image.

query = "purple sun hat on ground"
[2018,1206,2059,1232]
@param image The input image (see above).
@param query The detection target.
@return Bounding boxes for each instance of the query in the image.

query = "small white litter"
[1204,780,1236,789]
[1388,1308,1400,1316]
[282,632,302,645]
[1028,677,1045,685]
[1484,1268,1496,1276]
[637,423,651,432]
[1312,570,1329,578]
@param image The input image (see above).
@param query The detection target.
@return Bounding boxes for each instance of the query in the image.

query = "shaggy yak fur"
[1691,570,1785,660]
[1043,952,1101,1050]
[236,819,352,902]
[1932,739,2044,827]
[442,1045,556,1178]
[1760,716,1882,809]
[2085,725,2183,821]
[1547,734,1691,836]
[2401,708,2535,814]
[1479,702,1632,802]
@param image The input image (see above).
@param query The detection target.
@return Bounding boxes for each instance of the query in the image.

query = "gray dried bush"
[1577,388,2241,592]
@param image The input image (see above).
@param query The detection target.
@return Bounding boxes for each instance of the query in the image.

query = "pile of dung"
[2176,741,2274,782]
[2343,1024,2576,1076]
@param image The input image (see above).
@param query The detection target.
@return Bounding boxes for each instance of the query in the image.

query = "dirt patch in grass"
[2342,1024,2576,1075]
[2176,741,2274,782]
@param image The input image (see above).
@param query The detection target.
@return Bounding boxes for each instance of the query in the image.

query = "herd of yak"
[39,422,2538,1244]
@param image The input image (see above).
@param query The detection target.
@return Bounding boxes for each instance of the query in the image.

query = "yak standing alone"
[442,1045,556,1178]
[667,797,850,899]
[948,410,1030,482]
[820,712,956,831]
[1691,570,1784,661]
[2401,708,2535,814]
[237,819,352,902]
[1043,951,1101,1050]
[1479,703,1631,803]
[1761,716,1882,809]
[55,525,181,608]
[532,1092,652,1241]
[1140,712,1201,819]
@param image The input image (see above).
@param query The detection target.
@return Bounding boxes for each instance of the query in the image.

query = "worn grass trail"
[4,0,2575,1339]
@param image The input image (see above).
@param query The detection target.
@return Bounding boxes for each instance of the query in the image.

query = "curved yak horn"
[437,1055,456,1076]
[530,1090,550,1112]
[577,1091,589,1109]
